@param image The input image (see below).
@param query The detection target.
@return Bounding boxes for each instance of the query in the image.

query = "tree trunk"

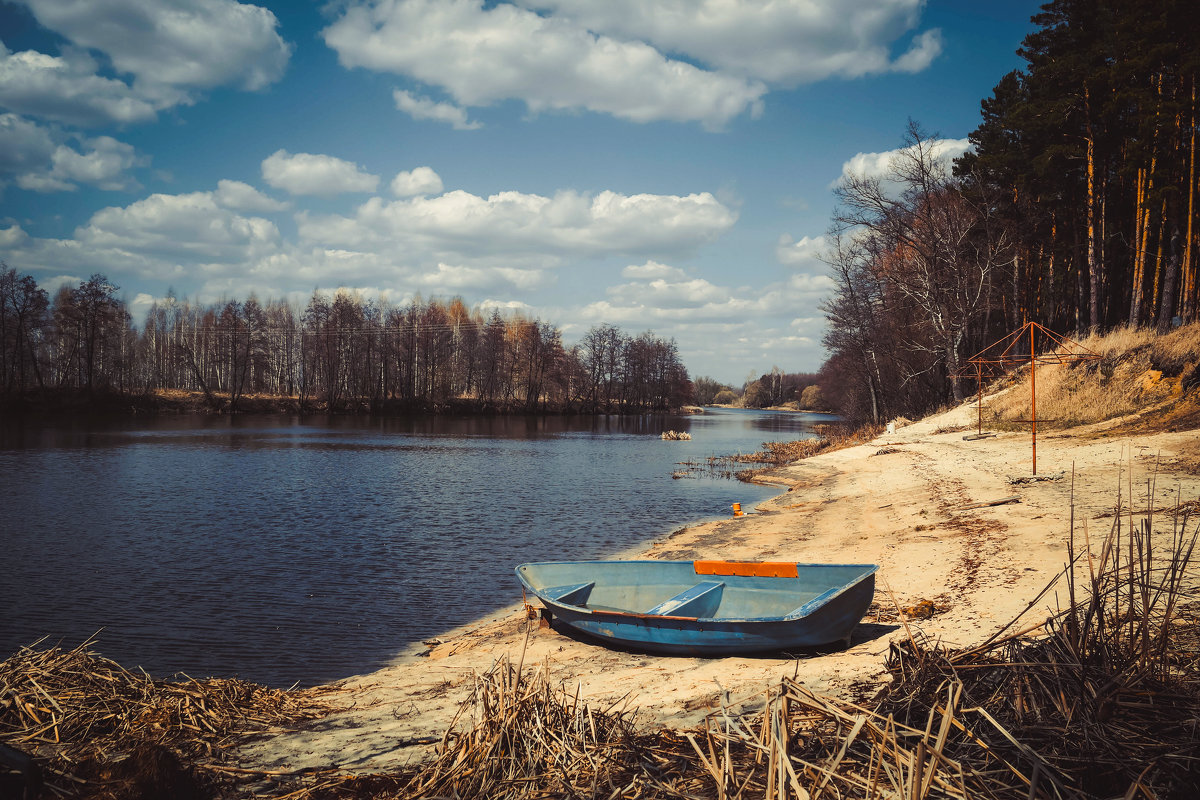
[1084,87,1102,329]
[1157,223,1181,334]
[1184,81,1197,322]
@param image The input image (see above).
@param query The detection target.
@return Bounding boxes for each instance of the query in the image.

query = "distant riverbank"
[0,387,701,417]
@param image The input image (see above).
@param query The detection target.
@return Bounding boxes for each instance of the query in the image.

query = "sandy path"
[239,398,1200,774]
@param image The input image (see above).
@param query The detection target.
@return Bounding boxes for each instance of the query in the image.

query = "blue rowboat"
[515,560,878,656]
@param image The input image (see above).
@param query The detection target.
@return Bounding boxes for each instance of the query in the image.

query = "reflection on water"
[1,409,829,687]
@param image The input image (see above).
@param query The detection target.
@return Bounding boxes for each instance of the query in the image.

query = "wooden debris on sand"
[955,495,1021,510]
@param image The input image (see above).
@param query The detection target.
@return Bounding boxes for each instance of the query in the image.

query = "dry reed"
[0,639,336,798]
[672,423,884,482]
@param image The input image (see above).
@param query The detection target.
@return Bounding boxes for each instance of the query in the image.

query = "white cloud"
[621,260,686,280]
[393,89,480,130]
[390,166,444,197]
[19,0,290,96]
[261,150,380,196]
[1,114,144,192]
[215,179,288,212]
[787,272,836,292]
[833,137,972,187]
[516,0,942,84]
[0,112,55,174]
[608,275,727,308]
[298,189,736,260]
[45,136,142,191]
[4,181,738,313]
[1,0,289,128]
[76,191,280,263]
[478,298,533,314]
[775,234,826,267]
[891,29,943,73]
[0,44,159,126]
[560,249,836,378]
[324,0,765,129]
[0,224,29,247]
[417,262,547,292]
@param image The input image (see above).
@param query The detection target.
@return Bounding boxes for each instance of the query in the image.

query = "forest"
[0,269,692,413]
[820,0,1200,423]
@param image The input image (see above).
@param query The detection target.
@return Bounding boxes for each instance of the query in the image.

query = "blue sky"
[0,0,1041,385]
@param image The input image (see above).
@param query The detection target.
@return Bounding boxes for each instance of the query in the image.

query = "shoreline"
[0,387,709,418]
[237,395,1200,774]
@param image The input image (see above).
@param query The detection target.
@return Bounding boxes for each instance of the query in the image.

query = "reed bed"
[672,423,884,481]
[0,639,335,798]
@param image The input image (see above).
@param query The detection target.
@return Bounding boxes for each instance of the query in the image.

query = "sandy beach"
[239,395,1200,774]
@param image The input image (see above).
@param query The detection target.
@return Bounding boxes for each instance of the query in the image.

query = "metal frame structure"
[959,322,1101,474]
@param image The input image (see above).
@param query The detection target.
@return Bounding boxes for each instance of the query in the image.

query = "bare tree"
[833,122,1012,402]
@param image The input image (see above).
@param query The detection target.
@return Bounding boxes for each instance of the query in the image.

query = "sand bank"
[239,397,1200,773]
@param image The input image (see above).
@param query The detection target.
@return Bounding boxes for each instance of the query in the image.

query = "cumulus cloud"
[393,89,481,130]
[1,0,289,128]
[563,248,836,376]
[833,137,972,188]
[417,262,547,292]
[0,224,29,247]
[607,275,727,308]
[1,114,144,192]
[0,43,159,126]
[390,166,444,197]
[621,260,686,280]
[5,178,739,309]
[261,150,380,195]
[787,272,836,292]
[515,0,941,84]
[891,29,944,73]
[19,0,290,96]
[298,189,736,259]
[0,112,55,175]
[324,0,765,129]
[775,234,826,267]
[215,179,288,212]
[76,191,280,263]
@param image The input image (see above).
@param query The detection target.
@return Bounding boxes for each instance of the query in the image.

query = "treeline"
[821,0,1200,423]
[0,266,692,413]
[692,370,829,410]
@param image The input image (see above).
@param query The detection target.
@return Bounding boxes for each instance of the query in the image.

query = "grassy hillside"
[983,322,1200,433]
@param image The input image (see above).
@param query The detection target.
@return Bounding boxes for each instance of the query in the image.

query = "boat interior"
[519,561,876,621]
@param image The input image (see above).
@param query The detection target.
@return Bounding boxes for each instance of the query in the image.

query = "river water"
[1,409,832,687]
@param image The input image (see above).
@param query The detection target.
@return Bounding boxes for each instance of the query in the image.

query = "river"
[1,408,833,686]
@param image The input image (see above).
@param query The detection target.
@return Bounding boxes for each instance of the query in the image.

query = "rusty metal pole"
[1030,324,1037,475]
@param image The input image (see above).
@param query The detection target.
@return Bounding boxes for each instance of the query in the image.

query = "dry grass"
[0,638,337,799]
[983,322,1200,431]
[680,423,886,483]
[736,423,885,481]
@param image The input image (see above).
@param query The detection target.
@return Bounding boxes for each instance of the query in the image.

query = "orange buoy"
[731,502,743,517]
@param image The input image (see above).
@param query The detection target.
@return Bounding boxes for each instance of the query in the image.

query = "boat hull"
[516,560,877,656]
